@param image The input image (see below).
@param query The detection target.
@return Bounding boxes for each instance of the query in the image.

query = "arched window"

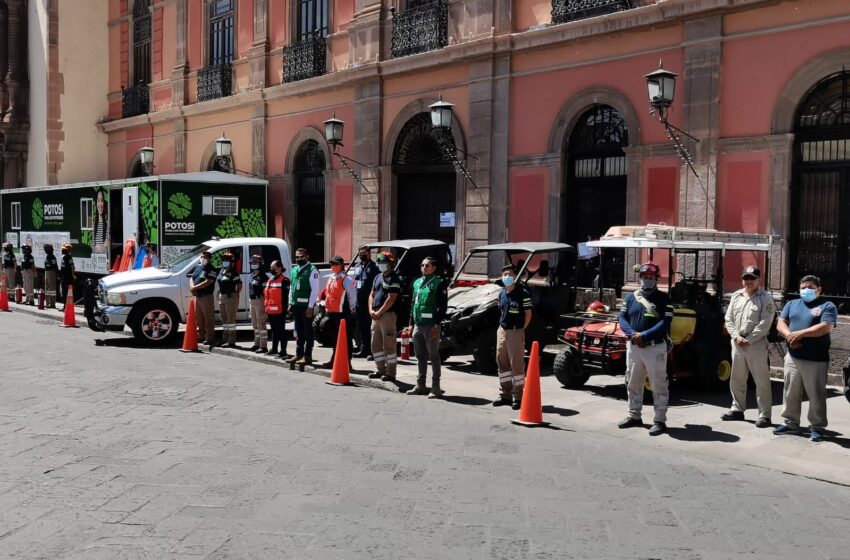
[565,105,629,288]
[132,0,151,87]
[209,0,235,66]
[294,141,327,261]
[790,70,850,297]
[297,0,329,41]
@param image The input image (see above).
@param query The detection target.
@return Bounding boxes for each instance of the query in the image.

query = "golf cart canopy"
[467,242,575,255]
[364,239,447,250]
[587,225,773,253]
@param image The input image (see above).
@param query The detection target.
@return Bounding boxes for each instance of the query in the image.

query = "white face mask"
[200,258,209,266]
[250,263,259,271]
[639,277,657,291]
[377,263,388,273]
[222,261,231,268]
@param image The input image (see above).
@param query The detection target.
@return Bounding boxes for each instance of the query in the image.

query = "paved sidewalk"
[10,300,850,487]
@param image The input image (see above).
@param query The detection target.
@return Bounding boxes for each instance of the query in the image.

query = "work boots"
[407,385,429,396]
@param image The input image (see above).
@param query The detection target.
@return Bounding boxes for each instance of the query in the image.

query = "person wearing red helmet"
[617,261,674,436]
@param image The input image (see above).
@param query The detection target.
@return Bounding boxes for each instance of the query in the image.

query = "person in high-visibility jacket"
[264,259,290,357]
[368,252,402,381]
[287,248,320,366]
[320,255,357,369]
[217,251,242,348]
[142,243,160,268]
[20,245,36,305]
[43,244,59,308]
[406,257,448,398]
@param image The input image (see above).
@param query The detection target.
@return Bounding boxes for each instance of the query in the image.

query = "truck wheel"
[130,301,180,345]
[553,347,590,389]
[472,332,497,376]
[698,348,732,392]
[312,310,334,347]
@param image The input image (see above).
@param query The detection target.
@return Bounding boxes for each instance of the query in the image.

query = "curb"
[209,346,403,393]
[7,303,84,322]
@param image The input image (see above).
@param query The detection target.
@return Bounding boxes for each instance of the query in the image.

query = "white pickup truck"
[89,237,292,345]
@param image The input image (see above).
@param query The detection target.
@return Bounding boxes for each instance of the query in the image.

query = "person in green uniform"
[405,257,448,398]
[287,247,320,366]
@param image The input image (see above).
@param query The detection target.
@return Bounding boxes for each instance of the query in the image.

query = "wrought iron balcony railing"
[121,82,150,119]
[197,63,232,102]
[283,36,327,83]
[551,0,633,25]
[391,0,448,59]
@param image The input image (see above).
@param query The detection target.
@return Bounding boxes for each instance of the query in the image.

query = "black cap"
[741,265,760,279]
[330,255,345,265]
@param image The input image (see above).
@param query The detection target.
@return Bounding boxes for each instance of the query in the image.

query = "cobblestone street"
[3,311,850,559]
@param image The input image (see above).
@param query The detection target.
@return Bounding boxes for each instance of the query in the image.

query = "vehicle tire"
[312,309,335,348]
[471,332,498,376]
[698,347,733,392]
[553,347,590,389]
[129,300,180,346]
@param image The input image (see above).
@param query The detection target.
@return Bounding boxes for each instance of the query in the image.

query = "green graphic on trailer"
[215,208,265,238]
[32,198,44,229]
[138,182,159,245]
[167,192,192,220]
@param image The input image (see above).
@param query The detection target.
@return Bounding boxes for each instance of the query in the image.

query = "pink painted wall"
[269,0,287,47]
[265,106,355,176]
[187,0,202,70]
[721,20,850,137]
[508,173,546,242]
[333,181,354,257]
[334,0,355,31]
[510,50,684,155]
[642,161,679,281]
[237,0,252,58]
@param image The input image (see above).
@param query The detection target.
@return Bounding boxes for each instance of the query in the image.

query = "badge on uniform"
[811,306,823,317]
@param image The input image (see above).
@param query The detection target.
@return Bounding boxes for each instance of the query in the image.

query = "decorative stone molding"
[283,127,332,175]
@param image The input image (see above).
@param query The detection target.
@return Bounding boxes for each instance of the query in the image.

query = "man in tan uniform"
[722,265,776,427]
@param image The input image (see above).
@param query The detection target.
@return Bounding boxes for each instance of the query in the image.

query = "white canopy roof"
[586,224,774,253]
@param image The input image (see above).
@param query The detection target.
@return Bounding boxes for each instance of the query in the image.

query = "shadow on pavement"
[441,395,492,406]
[541,404,579,417]
[94,337,180,350]
[666,424,740,443]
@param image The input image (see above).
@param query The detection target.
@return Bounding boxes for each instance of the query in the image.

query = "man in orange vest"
[142,243,160,268]
[320,255,357,369]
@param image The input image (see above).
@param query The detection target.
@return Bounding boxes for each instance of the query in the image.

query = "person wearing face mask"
[368,252,402,381]
[287,248,321,366]
[217,251,242,348]
[248,254,269,353]
[721,265,777,427]
[2,242,16,298]
[406,257,449,398]
[352,246,380,358]
[617,262,674,436]
[59,244,76,311]
[319,255,357,369]
[189,250,218,347]
[43,244,59,308]
[264,259,290,357]
[20,245,35,305]
[774,275,838,442]
[493,264,533,410]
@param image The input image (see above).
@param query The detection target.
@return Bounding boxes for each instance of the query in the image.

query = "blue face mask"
[800,288,817,303]
[640,277,657,291]
[502,275,515,287]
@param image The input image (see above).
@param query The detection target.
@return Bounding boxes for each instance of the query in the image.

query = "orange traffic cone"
[0,275,10,312]
[511,341,547,427]
[326,318,352,386]
[60,286,78,328]
[180,298,200,353]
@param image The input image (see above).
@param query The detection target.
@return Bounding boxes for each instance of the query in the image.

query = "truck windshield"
[166,244,212,271]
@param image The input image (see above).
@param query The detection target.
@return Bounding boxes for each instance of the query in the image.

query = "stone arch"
[284,127,332,261]
[382,98,467,166]
[199,140,235,172]
[284,126,331,174]
[771,47,850,134]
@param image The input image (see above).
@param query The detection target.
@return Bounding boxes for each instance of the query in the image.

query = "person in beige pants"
[248,254,269,353]
[368,252,402,381]
[189,250,218,347]
[494,265,533,409]
[216,251,242,348]
[43,244,59,308]
[722,265,776,428]
[20,245,36,305]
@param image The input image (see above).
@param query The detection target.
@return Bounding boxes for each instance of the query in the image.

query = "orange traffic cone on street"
[511,341,547,427]
[60,286,78,328]
[180,298,200,353]
[326,319,352,386]
[0,275,10,312]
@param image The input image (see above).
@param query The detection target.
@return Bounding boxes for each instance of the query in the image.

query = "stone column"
[173,118,187,173]
[251,103,266,177]
[0,5,8,120]
[768,133,794,293]
[5,0,28,123]
[679,15,722,230]
[353,79,382,246]
[171,0,188,106]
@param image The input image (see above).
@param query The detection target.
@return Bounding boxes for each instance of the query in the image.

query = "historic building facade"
[1,0,29,190]
[102,0,850,301]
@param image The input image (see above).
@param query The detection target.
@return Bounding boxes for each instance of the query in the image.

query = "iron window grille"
[390,0,448,59]
[132,0,152,88]
[208,0,235,67]
[121,82,150,118]
[197,63,232,102]
[283,34,327,83]
[297,0,329,43]
[551,0,633,25]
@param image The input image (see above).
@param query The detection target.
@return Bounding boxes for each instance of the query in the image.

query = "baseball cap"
[376,251,395,264]
[330,255,345,265]
[741,265,760,279]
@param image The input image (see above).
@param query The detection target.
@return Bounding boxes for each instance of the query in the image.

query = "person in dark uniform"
[217,251,242,348]
[43,244,59,308]
[59,243,76,311]
[265,260,290,358]
[2,242,16,297]
[368,252,402,381]
[494,264,533,410]
[352,246,380,358]
[617,261,674,436]
[248,253,269,353]
[20,245,35,305]
[189,250,217,347]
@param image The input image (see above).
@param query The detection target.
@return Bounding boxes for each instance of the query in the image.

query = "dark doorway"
[790,70,850,301]
[564,105,629,289]
[393,113,457,245]
[294,140,326,262]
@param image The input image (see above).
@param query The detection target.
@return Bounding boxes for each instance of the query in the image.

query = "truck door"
[122,187,139,244]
